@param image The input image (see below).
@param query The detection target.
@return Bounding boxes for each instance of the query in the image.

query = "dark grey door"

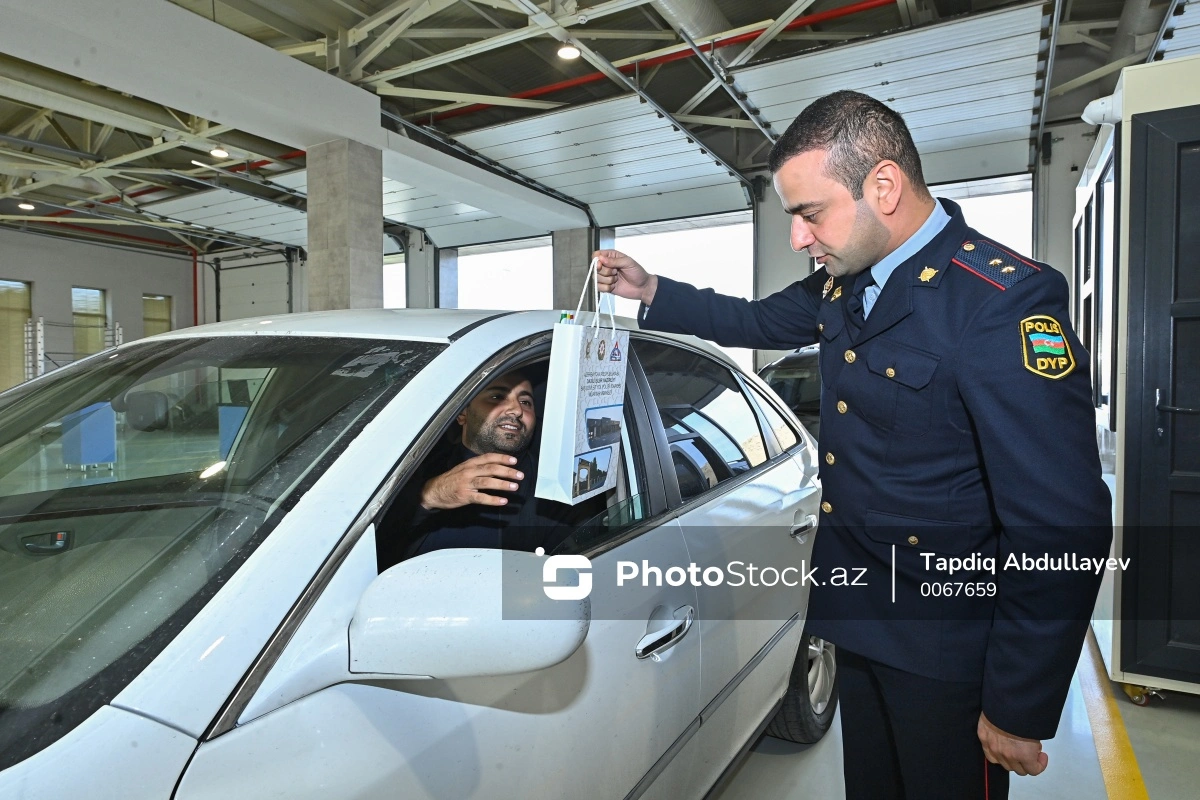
[1124,106,1200,681]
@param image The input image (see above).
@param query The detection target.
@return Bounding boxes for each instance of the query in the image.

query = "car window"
[635,339,767,503]
[759,357,821,417]
[749,385,800,450]
[0,336,442,772]
[377,365,653,564]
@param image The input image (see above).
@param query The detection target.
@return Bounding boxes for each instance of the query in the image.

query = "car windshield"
[0,335,442,770]
[760,360,821,414]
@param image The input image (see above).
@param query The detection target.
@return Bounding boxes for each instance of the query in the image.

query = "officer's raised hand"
[594,249,658,306]
[420,453,523,511]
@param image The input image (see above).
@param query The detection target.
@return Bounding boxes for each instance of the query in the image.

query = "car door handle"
[791,514,817,543]
[636,605,694,661]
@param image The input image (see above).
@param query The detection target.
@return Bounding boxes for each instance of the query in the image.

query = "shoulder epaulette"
[951,238,1040,290]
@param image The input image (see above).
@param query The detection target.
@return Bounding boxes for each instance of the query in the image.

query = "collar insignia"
[822,276,834,298]
[830,285,842,301]
[918,267,938,283]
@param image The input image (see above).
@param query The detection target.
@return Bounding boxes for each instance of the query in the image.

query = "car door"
[174,347,703,800]
[632,337,817,794]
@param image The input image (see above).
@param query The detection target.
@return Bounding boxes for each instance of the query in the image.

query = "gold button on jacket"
[907,535,919,545]
[825,452,835,465]
[844,349,856,364]
[821,501,833,514]
[837,400,848,414]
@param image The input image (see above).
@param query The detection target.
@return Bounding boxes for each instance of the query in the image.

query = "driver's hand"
[420,453,524,510]
[594,249,658,306]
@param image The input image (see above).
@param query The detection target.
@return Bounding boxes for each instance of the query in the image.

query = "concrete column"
[306,138,383,310]
[553,227,614,312]
[753,181,814,369]
[405,232,438,309]
[439,248,458,309]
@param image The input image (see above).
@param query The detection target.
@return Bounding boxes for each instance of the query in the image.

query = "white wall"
[0,228,194,362]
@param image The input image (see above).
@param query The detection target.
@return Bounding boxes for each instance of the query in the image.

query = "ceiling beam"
[675,114,758,129]
[376,85,565,108]
[360,0,653,84]
[0,0,589,230]
[346,1,430,76]
[1048,48,1149,97]
[217,0,322,41]
[677,0,817,116]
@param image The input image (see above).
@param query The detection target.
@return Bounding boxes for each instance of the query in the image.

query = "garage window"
[71,286,107,357]
[0,280,31,392]
[142,294,172,337]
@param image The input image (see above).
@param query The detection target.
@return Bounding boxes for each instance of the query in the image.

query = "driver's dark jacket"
[388,444,576,561]
[637,199,1111,740]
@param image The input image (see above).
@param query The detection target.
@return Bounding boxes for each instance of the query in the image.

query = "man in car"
[389,368,574,560]
[593,90,1111,800]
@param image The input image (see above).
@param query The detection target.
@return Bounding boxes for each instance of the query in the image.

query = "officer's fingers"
[1024,752,1049,777]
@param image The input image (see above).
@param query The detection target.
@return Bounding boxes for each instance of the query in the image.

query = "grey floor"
[714,655,1200,799]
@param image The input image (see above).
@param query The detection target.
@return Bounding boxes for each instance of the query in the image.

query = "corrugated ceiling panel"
[1160,2,1200,58]
[738,2,1044,180]
[591,183,747,228]
[457,96,648,149]
[737,4,1044,94]
[754,66,1036,123]
[146,188,307,246]
[493,131,687,173]
[453,95,739,210]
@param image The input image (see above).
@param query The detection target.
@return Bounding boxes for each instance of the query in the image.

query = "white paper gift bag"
[535,259,630,505]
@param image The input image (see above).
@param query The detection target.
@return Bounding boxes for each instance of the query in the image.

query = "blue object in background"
[219,405,250,458]
[61,402,117,468]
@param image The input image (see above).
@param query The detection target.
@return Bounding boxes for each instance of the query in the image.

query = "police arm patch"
[1021,315,1075,379]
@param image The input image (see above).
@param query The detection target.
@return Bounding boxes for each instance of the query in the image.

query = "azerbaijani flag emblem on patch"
[1021,315,1075,379]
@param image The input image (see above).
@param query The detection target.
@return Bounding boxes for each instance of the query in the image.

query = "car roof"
[138,308,740,370]
[761,344,819,371]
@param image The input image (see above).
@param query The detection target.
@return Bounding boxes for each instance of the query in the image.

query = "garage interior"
[0,0,1198,797]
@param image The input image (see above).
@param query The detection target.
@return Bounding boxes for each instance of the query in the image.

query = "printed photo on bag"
[572,446,612,499]
[585,404,622,448]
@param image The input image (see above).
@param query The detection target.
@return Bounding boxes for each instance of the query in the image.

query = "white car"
[0,309,836,799]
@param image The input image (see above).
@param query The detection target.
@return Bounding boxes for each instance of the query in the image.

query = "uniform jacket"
[640,199,1112,739]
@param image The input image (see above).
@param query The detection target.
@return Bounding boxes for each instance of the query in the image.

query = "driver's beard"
[468,417,532,455]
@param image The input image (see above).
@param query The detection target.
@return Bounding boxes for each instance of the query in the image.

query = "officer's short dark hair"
[767,90,930,200]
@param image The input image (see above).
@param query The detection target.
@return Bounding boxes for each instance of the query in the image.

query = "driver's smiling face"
[459,371,536,455]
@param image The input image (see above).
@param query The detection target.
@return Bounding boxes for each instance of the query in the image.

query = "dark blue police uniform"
[639,199,1112,799]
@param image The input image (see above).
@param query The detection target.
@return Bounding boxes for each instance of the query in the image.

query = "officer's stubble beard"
[819,198,892,278]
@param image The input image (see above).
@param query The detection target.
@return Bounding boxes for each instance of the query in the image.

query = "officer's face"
[773,149,891,277]
[459,372,536,455]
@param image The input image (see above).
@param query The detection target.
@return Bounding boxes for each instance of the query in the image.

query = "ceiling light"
[17,201,35,211]
[209,146,230,159]
[557,43,581,60]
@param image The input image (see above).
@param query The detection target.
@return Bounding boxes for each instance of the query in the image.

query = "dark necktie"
[846,270,875,334]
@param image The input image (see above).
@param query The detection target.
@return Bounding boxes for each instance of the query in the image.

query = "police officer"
[595,90,1111,800]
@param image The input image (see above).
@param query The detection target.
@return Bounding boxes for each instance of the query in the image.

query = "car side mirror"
[349,548,589,679]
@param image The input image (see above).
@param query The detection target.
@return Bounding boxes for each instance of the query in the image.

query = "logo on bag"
[539,552,593,600]
[608,341,622,362]
[585,339,592,359]
[598,340,607,361]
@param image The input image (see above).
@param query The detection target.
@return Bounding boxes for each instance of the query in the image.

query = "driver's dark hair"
[767,90,930,201]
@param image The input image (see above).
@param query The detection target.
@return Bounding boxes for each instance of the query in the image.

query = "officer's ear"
[867,159,903,216]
